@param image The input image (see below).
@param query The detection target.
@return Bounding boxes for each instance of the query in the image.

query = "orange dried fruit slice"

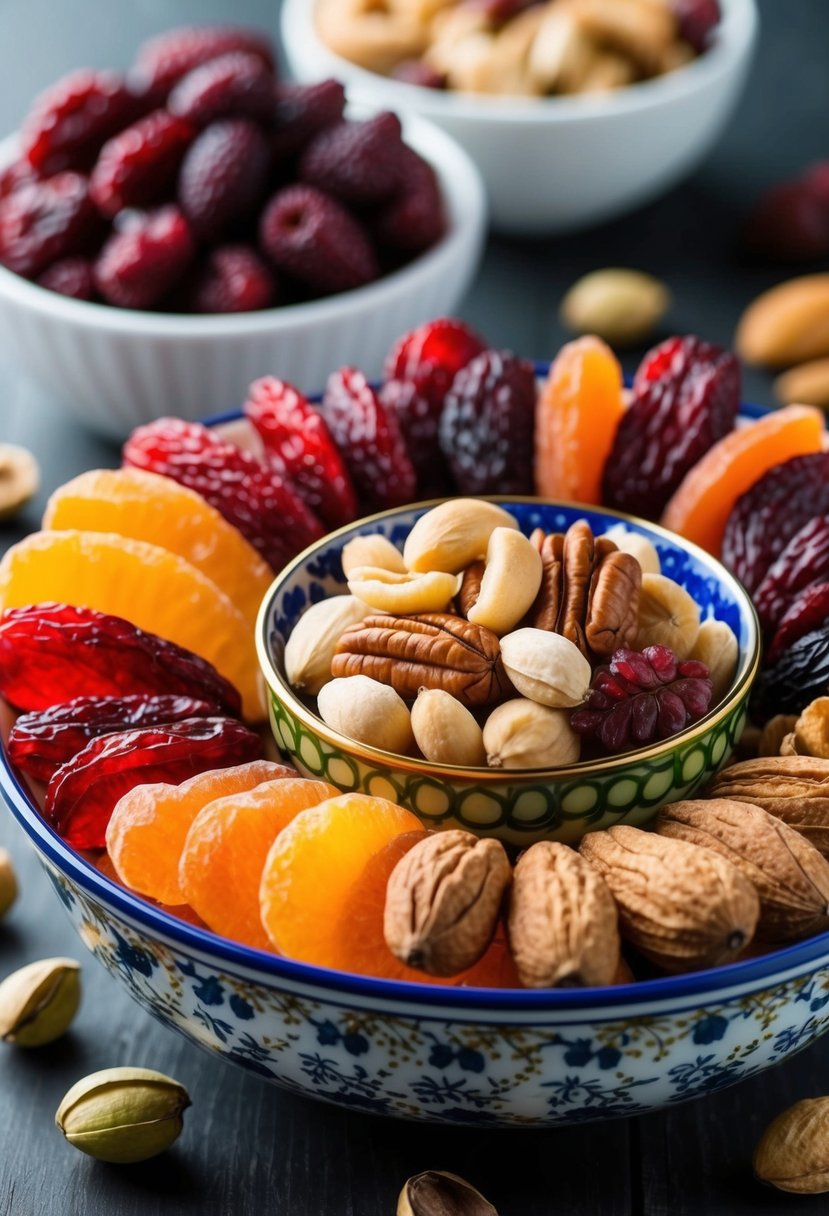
[43,468,273,632]
[179,777,338,951]
[534,336,625,505]
[0,529,265,719]
[106,760,292,905]
[661,405,825,556]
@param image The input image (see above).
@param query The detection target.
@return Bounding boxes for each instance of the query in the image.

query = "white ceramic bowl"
[281,0,758,236]
[0,111,486,440]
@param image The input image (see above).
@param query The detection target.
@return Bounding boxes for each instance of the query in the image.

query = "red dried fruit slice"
[129,25,276,103]
[299,113,405,206]
[8,693,222,782]
[603,336,741,519]
[322,367,417,510]
[272,80,346,161]
[379,379,452,499]
[184,245,275,314]
[751,625,829,721]
[167,51,275,127]
[36,257,95,301]
[753,515,829,635]
[45,716,262,849]
[21,69,137,175]
[94,205,195,310]
[0,172,98,279]
[371,146,445,255]
[768,582,829,665]
[90,110,195,219]
[244,378,357,528]
[721,452,829,594]
[178,118,271,242]
[0,604,241,715]
[384,317,487,410]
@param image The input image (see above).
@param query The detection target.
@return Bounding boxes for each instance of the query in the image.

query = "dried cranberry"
[259,184,379,297]
[129,25,276,103]
[0,160,38,201]
[385,317,487,410]
[603,336,740,519]
[178,118,271,241]
[471,0,543,22]
[36,256,95,300]
[9,693,222,782]
[299,114,406,206]
[21,69,137,175]
[89,110,195,219]
[371,146,445,255]
[0,604,241,715]
[768,582,829,665]
[671,0,721,52]
[167,51,275,127]
[753,515,829,635]
[322,368,416,511]
[743,180,829,263]
[0,172,98,279]
[45,717,262,849]
[272,80,346,161]
[391,60,447,89]
[184,245,275,314]
[752,625,829,722]
[94,205,195,310]
[380,378,453,498]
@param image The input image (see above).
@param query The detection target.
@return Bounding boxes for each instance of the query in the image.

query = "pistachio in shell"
[0,957,80,1047]
[0,848,18,918]
[56,1066,190,1163]
[398,1171,498,1215]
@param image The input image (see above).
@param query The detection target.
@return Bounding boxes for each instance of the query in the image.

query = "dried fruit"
[499,628,591,708]
[636,572,701,657]
[752,624,829,720]
[672,0,721,52]
[560,268,670,347]
[403,499,518,575]
[380,379,452,497]
[466,528,543,636]
[398,1171,498,1216]
[580,826,759,972]
[484,698,580,769]
[271,79,346,161]
[21,69,136,175]
[94,205,195,309]
[688,619,738,703]
[300,113,405,205]
[410,688,486,767]
[753,1098,829,1194]
[317,675,414,754]
[259,184,379,296]
[0,849,17,918]
[0,444,39,520]
[36,256,95,300]
[321,367,416,510]
[385,317,486,411]
[0,958,80,1047]
[167,51,275,126]
[341,535,406,579]
[736,275,829,367]
[507,843,619,987]
[768,582,829,664]
[754,515,829,635]
[177,117,271,241]
[793,698,829,759]
[285,596,371,696]
[705,756,829,859]
[129,25,275,100]
[775,358,829,409]
[372,146,445,254]
[55,1067,190,1164]
[743,180,829,263]
[0,172,98,278]
[383,830,511,976]
[90,110,195,218]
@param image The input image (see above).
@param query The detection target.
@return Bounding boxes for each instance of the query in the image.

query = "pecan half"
[585,549,642,656]
[529,530,564,632]
[456,560,485,619]
[332,613,513,707]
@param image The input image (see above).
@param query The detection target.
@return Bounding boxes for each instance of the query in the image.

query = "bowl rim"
[281,0,759,126]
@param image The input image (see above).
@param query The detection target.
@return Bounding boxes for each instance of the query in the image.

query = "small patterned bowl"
[257,499,761,850]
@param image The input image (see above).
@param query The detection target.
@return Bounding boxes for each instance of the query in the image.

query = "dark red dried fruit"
[244,377,357,528]
[299,113,405,206]
[438,349,536,495]
[322,367,416,511]
[89,110,195,219]
[0,160,38,201]
[471,0,544,23]
[0,172,97,278]
[0,604,242,715]
[122,417,324,570]
[259,183,378,296]
[380,378,453,498]
[603,335,740,519]
[184,244,275,314]
[271,80,346,161]
[671,0,721,52]
[45,716,262,849]
[768,582,829,665]
[9,693,223,783]
[21,69,137,175]
[753,515,829,636]
[571,645,713,754]
[371,146,445,254]
[743,180,829,263]
[384,316,487,409]
[36,255,95,300]
[94,205,194,309]
[721,452,829,595]
[129,25,275,103]
[390,60,447,89]
[804,162,829,208]
[752,625,829,722]
[167,51,275,127]
[178,118,271,241]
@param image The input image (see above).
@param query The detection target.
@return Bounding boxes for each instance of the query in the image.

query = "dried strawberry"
[299,114,406,206]
[36,255,95,300]
[438,350,536,495]
[671,0,721,52]
[129,25,275,103]
[753,515,829,635]
[768,583,829,665]
[167,51,275,127]
[272,80,346,162]
[123,417,324,570]
[185,245,275,313]
[603,336,740,519]
[0,604,242,715]
[45,716,262,849]
[371,146,445,254]
[571,645,713,753]
[322,368,416,510]
[380,378,453,498]
[9,693,223,782]
[384,317,487,409]
[244,377,357,527]
[178,118,271,241]
[721,453,829,594]
[94,205,194,309]
[259,184,378,296]
[743,180,829,263]
[391,60,446,89]
[90,110,195,219]
[0,172,98,278]
[752,625,829,721]
[21,69,137,175]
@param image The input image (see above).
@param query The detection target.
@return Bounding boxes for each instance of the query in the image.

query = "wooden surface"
[2,1,829,1212]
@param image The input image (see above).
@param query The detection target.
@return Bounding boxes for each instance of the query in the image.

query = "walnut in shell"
[754,1097,829,1194]
[705,756,829,859]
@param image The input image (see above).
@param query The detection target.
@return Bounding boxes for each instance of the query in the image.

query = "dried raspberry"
[9,693,223,782]
[299,114,405,206]
[379,379,452,498]
[603,336,740,518]
[129,25,275,103]
[671,0,721,52]
[123,417,324,570]
[384,317,487,408]
[21,69,137,175]
[721,453,829,594]
[45,716,262,849]
[438,350,536,495]
[768,582,829,665]
[94,205,194,309]
[167,51,275,126]
[185,245,275,313]
[571,645,713,754]
[753,515,829,636]
[272,80,346,161]
[391,60,447,89]
[177,118,271,241]
[0,172,97,278]
[752,625,829,722]
[259,184,378,296]
[372,146,445,254]
[0,160,38,201]
[322,368,416,510]
[36,255,95,300]
[0,604,242,715]
[244,377,357,528]
[89,110,195,219]
[743,181,829,263]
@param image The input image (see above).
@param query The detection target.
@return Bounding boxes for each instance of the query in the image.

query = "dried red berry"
[36,255,95,300]
[438,349,536,495]
[299,113,406,206]
[272,80,346,161]
[9,693,223,782]
[380,378,453,498]
[753,515,829,636]
[322,367,416,510]
[390,60,447,89]
[94,205,194,309]
[259,184,378,296]
[804,162,829,208]
[671,0,721,52]
[0,172,97,278]
[0,604,242,715]
[244,377,358,528]
[21,69,137,175]
[603,336,740,519]
[185,244,275,314]
[752,625,829,722]
[768,582,829,665]
[123,417,324,570]
[384,317,487,409]
[472,0,544,23]
[743,180,829,263]
[178,117,271,241]
[571,645,713,753]
[0,160,38,201]
[371,146,445,254]
[167,51,275,126]
[89,110,195,219]
[45,716,262,849]
[129,25,275,103]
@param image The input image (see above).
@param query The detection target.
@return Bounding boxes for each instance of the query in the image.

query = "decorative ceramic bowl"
[257,499,760,850]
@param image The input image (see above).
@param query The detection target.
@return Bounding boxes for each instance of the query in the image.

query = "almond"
[775,357,829,409]
[736,274,829,368]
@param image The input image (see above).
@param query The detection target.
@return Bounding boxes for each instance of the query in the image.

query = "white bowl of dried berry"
[0,25,485,439]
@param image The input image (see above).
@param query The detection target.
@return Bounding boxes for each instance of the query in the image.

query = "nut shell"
[499,627,591,707]
[706,756,829,858]
[317,675,414,754]
[284,595,372,695]
[0,847,17,918]
[411,688,486,767]
[0,957,81,1048]
[754,1097,829,1194]
[55,1066,190,1164]
[483,698,580,769]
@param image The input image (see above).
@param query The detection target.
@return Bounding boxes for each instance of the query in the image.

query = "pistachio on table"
[398,1170,498,1216]
[0,848,18,918]
[0,957,80,1047]
[56,1066,190,1164]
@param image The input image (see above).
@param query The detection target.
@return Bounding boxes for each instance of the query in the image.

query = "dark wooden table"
[2,1,829,1212]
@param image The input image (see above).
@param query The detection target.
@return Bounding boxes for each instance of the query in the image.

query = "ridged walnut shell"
[754,1097,829,1194]
[706,756,829,859]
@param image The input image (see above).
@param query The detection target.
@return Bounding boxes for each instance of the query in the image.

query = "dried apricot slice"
[534,336,625,505]
[178,777,338,951]
[106,759,292,906]
[661,405,825,556]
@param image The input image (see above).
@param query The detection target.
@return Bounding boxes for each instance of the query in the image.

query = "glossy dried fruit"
[754,515,829,635]
[752,625,829,721]
[271,80,346,161]
[21,69,137,175]
[185,244,275,314]
[0,172,98,279]
[385,317,486,410]
[299,113,406,205]
[90,110,195,218]
[743,180,829,263]
[371,146,445,254]
[36,256,95,300]
[178,118,271,242]
[322,367,416,510]
[94,205,195,309]
[167,51,275,126]
[259,184,379,296]
[129,25,275,102]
